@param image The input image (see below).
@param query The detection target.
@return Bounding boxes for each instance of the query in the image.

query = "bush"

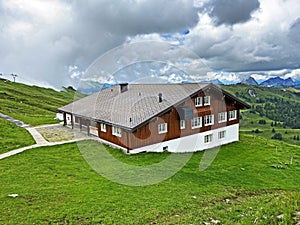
[258,119,266,124]
[272,133,282,140]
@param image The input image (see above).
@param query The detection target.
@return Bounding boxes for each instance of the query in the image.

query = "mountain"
[210,79,224,85]
[241,77,258,86]
[260,76,295,87]
[201,79,223,85]
[77,80,104,94]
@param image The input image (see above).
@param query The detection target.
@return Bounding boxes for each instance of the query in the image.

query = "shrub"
[272,133,282,140]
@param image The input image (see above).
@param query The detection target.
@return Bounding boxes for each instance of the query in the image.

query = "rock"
[253,217,258,224]
[294,211,300,217]
[8,194,18,198]
[210,218,220,224]
[192,195,197,199]
[277,214,284,219]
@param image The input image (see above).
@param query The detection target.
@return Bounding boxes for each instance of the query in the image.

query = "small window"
[112,126,122,137]
[218,131,226,139]
[204,134,213,143]
[100,123,106,132]
[180,120,185,129]
[204,114,214,126]
[204,96,210,106]
[191,117,202,129]
[229,110,237,121]
[74,116,80,124]
[195,97,202,107]
[158,123,168,134]
[218,112,227,123]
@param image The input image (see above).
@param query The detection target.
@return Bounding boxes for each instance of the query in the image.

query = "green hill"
[222,84,300,146]
[0,81,85,126]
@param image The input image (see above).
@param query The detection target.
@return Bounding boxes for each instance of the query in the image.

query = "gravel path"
[0,113,95,160]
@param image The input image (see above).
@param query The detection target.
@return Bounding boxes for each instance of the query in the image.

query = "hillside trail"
[0,112,95,160]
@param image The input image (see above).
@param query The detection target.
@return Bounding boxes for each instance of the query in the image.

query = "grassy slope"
[0,81,85,126]
[222,84,300,146]
[0,118,35,154]
[0,135,299,224]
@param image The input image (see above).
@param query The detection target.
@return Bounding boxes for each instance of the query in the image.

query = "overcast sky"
[0,0,300,88]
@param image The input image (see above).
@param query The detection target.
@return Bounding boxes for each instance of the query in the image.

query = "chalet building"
[58,83,250,154]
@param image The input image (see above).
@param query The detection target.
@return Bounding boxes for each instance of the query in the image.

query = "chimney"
[158,93,163,103]
[119,83,128,93]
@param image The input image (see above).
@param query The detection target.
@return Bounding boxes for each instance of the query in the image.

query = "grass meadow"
[0,134,299,224]
[0,118,35,154]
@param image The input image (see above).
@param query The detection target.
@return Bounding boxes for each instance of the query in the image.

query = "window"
[191,117,202,129]
[100,123,106,132]
[158,123,168,134]
[218,112,227,123]
[218,131,226,139]
[204,114,214,126]
[74,116,80,124]
[204,134,213,143]
[112,126,122,137]
[204,96,210,106]
[180,120,185,129]
[195,97,202,107]
[229,110,237,121]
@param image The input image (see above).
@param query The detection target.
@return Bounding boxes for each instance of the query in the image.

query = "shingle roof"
[58,83,249,131]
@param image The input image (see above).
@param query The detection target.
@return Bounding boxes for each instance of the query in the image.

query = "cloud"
[0,0,200,88]
[184,0,300,75]
[204,0,260,26]
[1,0,300,88]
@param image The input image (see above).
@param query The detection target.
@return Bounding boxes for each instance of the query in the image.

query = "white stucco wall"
[129,124,239,154]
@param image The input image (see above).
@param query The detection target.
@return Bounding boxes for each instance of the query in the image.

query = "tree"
[272,133,282,140]
[272,128,276,133]
[297,135,300,141]
[254,128,261,133]
[271,122,274,127]
[258,119,266,124]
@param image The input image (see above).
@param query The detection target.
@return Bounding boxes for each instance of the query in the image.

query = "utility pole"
[11,73,17,82]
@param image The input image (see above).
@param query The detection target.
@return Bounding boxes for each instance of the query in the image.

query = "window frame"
[158,123,168,134]
[204,96,211,106]
[191,117,202,129]
[218,112,227,123]
[204,114,214,126]
[218,130,226,139]
[229,110,237,121]
[100,123,106,132]
[195,97,202,107]
[180,120,185,130]
[204,134,213,143]
[112,126,122,137]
